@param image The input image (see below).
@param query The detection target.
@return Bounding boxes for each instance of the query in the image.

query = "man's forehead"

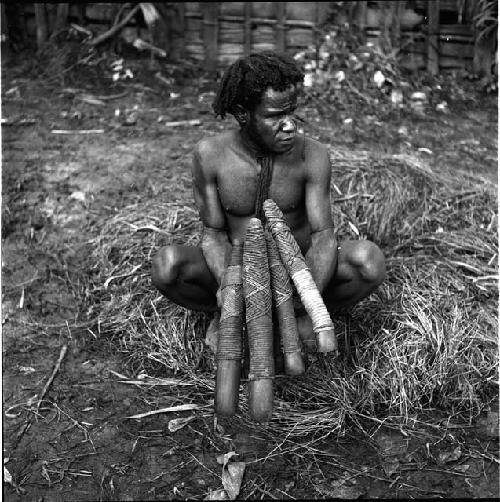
[259,85,298,108]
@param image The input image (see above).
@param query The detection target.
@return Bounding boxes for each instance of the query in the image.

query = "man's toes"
[296,314,317,352]
[205,312,220,352]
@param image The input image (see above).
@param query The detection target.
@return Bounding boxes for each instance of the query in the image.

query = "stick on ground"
[13,344,68,450]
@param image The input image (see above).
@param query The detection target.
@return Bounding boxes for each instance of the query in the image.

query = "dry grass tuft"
[86,148,498,439]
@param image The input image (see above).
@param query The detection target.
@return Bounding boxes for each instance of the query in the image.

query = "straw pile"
[88,148,497,438]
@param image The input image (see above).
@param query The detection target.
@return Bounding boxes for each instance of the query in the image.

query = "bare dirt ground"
[2,54,498,500]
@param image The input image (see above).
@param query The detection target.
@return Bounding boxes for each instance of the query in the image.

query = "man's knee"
[350,240,386,286]
[151,245,182,290]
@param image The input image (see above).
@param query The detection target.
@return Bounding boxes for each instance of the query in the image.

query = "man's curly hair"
[212,51,304,119]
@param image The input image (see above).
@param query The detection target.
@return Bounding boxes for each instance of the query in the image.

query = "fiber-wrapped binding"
[265,231,305,375]
[263,199,338,354]
[243,218,274,422]
[215,242,244,416]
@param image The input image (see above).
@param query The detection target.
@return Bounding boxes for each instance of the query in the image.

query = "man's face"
[244,85,299,154]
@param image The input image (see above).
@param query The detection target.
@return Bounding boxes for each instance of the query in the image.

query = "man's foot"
[205,312,220,353]
[296,314,317,352]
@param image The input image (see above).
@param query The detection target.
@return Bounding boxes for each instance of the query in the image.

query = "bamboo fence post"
[202,2,219,72]
[275,2,286,53]
[356,1,368,42]
[427,0,440,75]
[176,2,186,60]
[265,231,304,376]
[263,199,338,354]
[50,3,69,39]
[244,2,251,56]
[77,4,86,26]
[381,1,391,48]
[34,3,48,49]
[313,2,319,69]
[391,1,404,49]
[243,218,274,423]
[215,242,244,417]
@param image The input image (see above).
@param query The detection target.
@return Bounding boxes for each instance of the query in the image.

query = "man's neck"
[238,129,272,159]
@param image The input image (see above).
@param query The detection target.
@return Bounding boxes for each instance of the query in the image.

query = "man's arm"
[192,140,231,289]
[304,144,338,294]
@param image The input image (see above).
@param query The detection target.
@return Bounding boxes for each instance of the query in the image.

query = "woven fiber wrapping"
[243,219,274,380]
[217,243,244,361]
[265,231,302,356]
[263,199,337,353]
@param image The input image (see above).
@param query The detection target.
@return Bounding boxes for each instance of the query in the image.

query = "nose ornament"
[280,118,296,132]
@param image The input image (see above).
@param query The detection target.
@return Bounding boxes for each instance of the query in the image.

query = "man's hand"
[216,287,223,310]
[296,313,316,352]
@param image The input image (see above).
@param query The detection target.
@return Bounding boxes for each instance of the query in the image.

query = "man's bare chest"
[216,154,305,217]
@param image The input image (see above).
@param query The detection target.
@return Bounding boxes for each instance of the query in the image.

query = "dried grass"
[86,148,498,439]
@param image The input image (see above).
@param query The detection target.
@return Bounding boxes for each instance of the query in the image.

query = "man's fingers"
[296,314,317,352]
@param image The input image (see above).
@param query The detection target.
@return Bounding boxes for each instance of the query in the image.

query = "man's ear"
[233,104,249,126]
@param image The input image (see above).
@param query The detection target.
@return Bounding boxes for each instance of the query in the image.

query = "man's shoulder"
[194,130,236,162]
[302,135,330,164]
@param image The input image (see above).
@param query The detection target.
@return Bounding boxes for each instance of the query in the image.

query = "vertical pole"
[52,3,69,37]
[275,2,286,53]
[77,4,86,26]
[314,2,319,68]
[427,0,440,75]
[202,2,219,72]
[177,2,185,60]
[392,1,404,48]
[34,3,48,49]
[244,1,251,56]
[357,1,367,43]
[381,0,391,48]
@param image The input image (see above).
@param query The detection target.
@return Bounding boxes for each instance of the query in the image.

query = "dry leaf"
[18,365,36,374]
[4,466,13,485]
[375,431,407,458]
[329,484,364,499]
[168,415,195,432]
[318,481,364,499]
[216,451,238,466]
[70,191,86,202]
[222,462,246,500]
[382,457,400,477]
[437,446,461,465]
[204,489,228,500]
[485,411,499,438]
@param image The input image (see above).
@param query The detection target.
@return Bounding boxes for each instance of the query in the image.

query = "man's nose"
[280,117,296,133]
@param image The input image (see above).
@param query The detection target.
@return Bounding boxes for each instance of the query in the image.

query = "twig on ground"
[51,129,105,134]
[12,345,68,450]
[161,119,202,127]
[36,345,68,413]
[126,403,204,419]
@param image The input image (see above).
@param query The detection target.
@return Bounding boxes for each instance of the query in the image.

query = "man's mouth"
[277,134,295,143]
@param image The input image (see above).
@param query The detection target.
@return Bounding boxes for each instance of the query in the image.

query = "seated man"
[152,52,386,352]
